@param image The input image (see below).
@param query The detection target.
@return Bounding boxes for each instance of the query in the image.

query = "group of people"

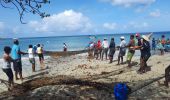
[88,33,152,74]
[2,39,45,90]
[152,35,170,55]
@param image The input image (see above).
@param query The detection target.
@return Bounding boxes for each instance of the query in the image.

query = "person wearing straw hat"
[138,35,151,74]
[117,36,126,65]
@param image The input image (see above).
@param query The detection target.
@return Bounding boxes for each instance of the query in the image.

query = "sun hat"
[141,32,153,42]
[142,35,150,41]
[120,36,125,39]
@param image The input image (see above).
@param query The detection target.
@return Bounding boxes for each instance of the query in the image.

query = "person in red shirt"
[96,40,102,60]
[161,35,166,47]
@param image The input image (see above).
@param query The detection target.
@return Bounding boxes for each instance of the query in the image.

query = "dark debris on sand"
[0,75,116,100]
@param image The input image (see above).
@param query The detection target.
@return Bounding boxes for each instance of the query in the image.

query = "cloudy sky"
[0,0,170,38]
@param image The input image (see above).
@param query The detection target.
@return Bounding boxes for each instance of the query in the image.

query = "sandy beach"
[0,50,170,99]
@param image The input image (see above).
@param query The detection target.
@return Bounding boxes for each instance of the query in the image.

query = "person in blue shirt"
[152,38,156,50]
[11,39,26,81]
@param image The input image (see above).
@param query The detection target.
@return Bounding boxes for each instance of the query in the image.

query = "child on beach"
[37,44,45,70]
[2,46,14,90]
[28,45,36,72]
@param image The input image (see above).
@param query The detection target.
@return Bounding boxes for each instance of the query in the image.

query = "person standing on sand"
[93,41,98,59]
[152,38,156,50]
[37,44,45,70]
[2,46,14,91]
[126,35,135,67]
[138,35,151,74]
[33,45,37,54]
[11,39,26,81]
[63,43,67,52]
[28,45,36,72]
[161,35,166,47]
[101,38,109,60]
[87,42,94,57]
[96,40,102,60]
[108,38,116,63]
[157,40,164,55]
[117,36,126,65]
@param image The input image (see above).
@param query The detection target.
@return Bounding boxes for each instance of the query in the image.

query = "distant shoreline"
[1,31,170,39]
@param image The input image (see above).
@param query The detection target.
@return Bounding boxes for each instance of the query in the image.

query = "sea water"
[0,32,170,58]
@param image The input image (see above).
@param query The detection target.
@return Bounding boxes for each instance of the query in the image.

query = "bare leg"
[15,71,19,80]
[121,56,123,64]
[32,64,35,72]
[117,56,120,65]
[19,71,23,81]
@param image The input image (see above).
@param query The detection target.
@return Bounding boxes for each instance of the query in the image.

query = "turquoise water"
[0,32,170,57]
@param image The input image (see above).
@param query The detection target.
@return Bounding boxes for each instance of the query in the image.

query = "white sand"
[0,50,170,99]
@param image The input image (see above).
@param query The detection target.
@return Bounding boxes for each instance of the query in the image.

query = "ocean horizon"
[0,31,170,58]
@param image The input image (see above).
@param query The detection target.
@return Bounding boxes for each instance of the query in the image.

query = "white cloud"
[103,22,117,30]
[29,10,92,34]
[0,22,4,31]
[124,21,149,29]
[149,9,161,17]
[12,26,21,34]
[100,0,156,7]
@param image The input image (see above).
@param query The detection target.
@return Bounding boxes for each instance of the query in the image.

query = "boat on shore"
[45,49,88,57]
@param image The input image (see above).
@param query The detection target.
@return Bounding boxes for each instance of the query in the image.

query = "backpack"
[114,83,130,100]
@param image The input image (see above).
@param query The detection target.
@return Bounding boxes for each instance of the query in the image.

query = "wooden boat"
[45,49,88,57]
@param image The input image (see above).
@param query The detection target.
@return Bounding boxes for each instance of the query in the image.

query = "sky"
[0,0,170,38]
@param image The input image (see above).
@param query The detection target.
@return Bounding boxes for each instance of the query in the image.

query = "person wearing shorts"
[37,44,44,69]
[117,36,126,65]
[11,39,26,81]
[2,46,14,91]
[101,38,109,60]
[28,45,36,72]
[126,35,135,67]
[138,35,151,74]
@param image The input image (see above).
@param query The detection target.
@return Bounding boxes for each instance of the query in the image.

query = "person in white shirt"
[2,46,14,90]
[102,38,109,60]
[117,36,126,65]
[28,45,36,72]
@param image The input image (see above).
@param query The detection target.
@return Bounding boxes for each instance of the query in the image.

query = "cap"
[120,36,125,39]
[136,33,140,37]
